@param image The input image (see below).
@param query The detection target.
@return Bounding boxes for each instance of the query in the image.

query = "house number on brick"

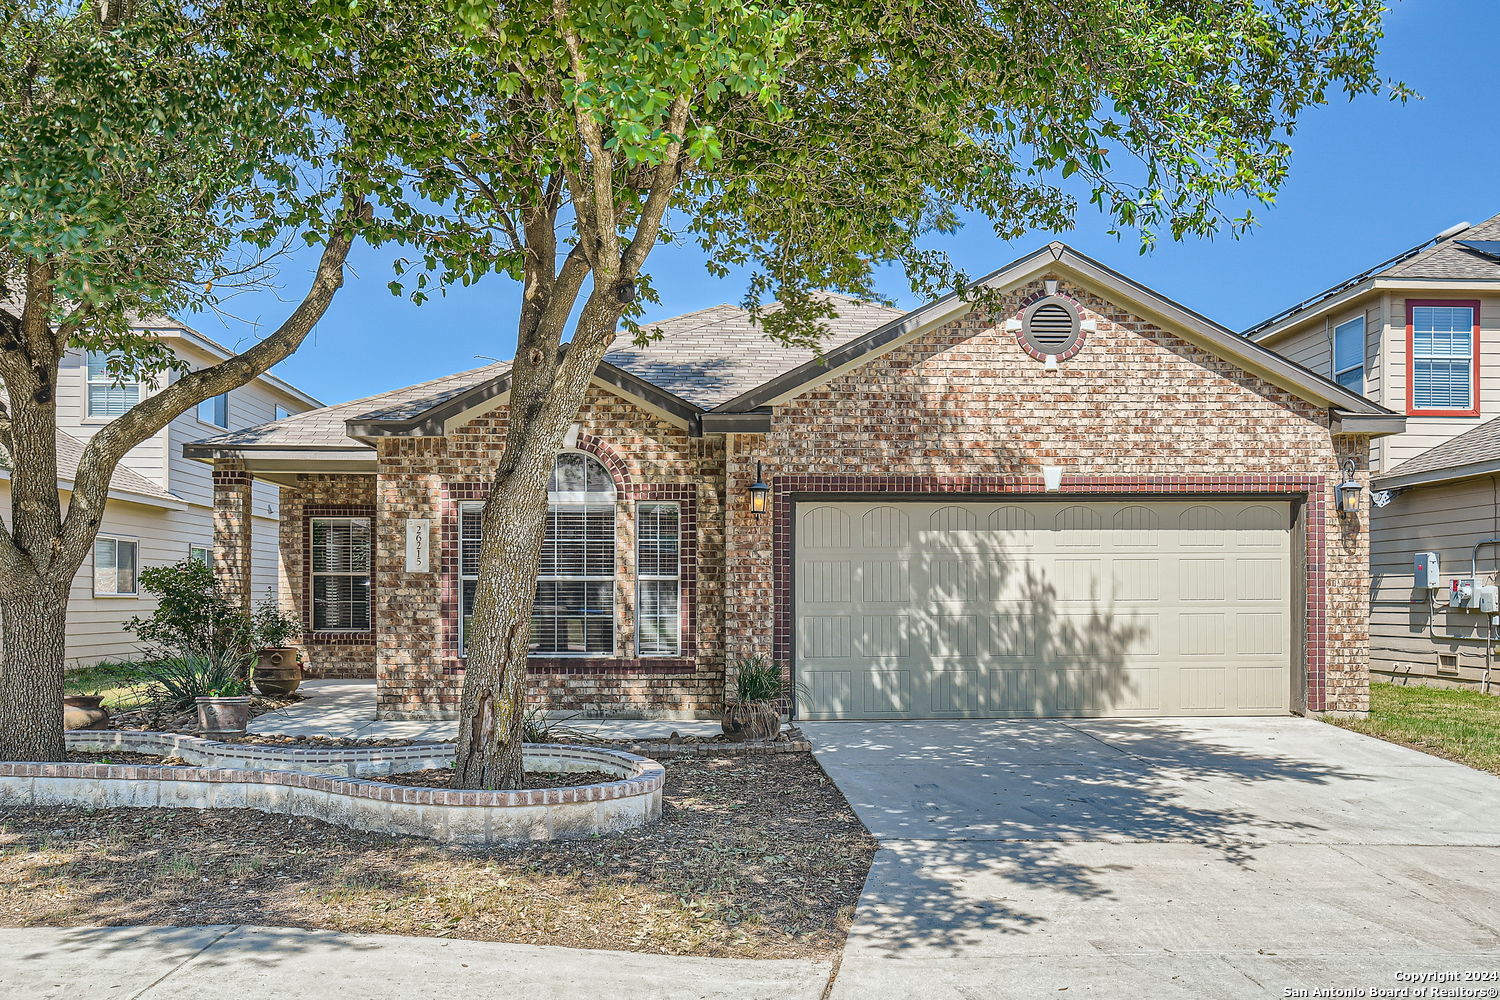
[405,518,432,573]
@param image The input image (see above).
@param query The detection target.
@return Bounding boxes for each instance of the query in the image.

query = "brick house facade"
[191,244,1403,720]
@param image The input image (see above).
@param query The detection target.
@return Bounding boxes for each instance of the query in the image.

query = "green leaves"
[0,0,342,372]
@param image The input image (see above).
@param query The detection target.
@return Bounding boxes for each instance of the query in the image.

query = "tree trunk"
[452,461,554,789]
[0,588,69,761]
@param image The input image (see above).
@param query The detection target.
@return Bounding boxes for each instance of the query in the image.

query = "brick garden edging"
[66,730,458,777]
[1,733,664,845]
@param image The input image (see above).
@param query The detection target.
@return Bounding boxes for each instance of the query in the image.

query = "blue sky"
[194,0,1499,408]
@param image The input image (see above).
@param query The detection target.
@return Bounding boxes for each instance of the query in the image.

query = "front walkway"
[249,679,723,740]
[0,924,830,999]
[806,717,1500,999]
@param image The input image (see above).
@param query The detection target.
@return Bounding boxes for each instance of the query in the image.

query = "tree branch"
[54,193,368,579]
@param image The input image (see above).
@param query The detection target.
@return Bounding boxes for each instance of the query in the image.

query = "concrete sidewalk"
[0,924,833,1000]
[248,679,723,741]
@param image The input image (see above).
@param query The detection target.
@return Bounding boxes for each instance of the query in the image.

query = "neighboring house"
[0,322,321,665]
[188,244,1401,721]
[1247,213,1500,690]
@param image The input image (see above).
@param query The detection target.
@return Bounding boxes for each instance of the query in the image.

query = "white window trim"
[197,391,230,430]
[636,501,682,657]
[83,352,143,423]
[309,516,372,632]
[188,543,213,568]
[93,534,140,598]
[1332,315,1364,392]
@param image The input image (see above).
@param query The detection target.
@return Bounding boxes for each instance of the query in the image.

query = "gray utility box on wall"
[1450,578,1500,613]
[1414,551,1441,590]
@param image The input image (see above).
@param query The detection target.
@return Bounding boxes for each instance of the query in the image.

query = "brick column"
[212,460,255,610]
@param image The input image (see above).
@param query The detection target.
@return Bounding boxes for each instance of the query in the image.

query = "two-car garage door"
[794,499,1294,719]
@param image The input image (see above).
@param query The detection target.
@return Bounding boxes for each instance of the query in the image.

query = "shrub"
[148,653,251,710]
[251,593,301,648]
[127,560,252,662]
[734,656,784,704]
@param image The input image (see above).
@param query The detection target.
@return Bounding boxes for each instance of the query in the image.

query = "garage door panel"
[795,499,1294,720]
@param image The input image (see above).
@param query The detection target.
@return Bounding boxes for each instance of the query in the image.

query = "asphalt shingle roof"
[604,294,905,408]
[45,430,177,504]
[1378,213,1500,282]
[191,295,902,452]
[1377,416,1500,484]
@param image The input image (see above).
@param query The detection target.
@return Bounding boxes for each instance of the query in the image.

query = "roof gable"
[708,242,1399,426]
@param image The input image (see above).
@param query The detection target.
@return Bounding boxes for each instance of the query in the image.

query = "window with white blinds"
[310,517,371,631]
[636,503,681,656]
[459,453,617,656]
[1411,304,1476,411]
[86,352,141,418]
[1333,315,1365,393]
[93,536,138,596]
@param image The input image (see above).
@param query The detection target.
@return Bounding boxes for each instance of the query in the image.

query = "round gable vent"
[1018,297,1083,359]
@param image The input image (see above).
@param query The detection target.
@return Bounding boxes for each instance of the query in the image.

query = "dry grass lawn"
[0,753,875,958]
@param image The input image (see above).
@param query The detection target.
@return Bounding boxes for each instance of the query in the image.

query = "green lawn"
[63,660,157,712]
[1332,681,1500,775]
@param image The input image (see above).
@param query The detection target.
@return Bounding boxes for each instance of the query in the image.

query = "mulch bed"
[105,694,304,733]
[64,751,175,766]
[369,768,622,789]
[0,752,875,959]
[218,734,440,748]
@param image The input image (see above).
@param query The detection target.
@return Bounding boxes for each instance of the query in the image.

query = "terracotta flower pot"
[253,647,302,696]
[63,695,110,731]
[196,696,251,736]
[721,700,781,742]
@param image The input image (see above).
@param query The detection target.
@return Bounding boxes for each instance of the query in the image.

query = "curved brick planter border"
[1,734,664,845]
[66,730,458,777]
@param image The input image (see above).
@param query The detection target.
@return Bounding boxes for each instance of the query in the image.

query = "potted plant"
[251,595,303,696]
[721,656,784,742]
[195,678,251,736]
[148,653,253,735]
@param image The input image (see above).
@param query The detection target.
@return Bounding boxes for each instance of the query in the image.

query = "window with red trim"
[1408,300,1480,416]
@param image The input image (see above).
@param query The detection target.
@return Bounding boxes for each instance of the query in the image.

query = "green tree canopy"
[0,0,363,760]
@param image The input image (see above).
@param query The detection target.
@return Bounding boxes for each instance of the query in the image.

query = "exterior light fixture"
[1336,458,1362,515]
[748,461,770,516]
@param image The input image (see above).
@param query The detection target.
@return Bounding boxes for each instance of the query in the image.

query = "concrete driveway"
[805,717,1500,999]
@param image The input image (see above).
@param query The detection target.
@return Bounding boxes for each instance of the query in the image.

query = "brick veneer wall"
[278,473,378,679]
[211,462,254,611]
[722,277,1373,714]
[372,384,727,719]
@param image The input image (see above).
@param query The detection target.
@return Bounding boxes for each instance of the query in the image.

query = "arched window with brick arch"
[459,451,618,655]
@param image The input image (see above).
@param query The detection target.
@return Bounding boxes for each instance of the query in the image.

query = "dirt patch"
[0,752,874,958]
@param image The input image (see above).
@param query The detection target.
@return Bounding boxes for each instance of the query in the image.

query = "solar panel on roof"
[1456,240,1500,263]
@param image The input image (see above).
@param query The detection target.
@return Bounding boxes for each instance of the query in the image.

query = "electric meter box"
[1414,552,1441,590]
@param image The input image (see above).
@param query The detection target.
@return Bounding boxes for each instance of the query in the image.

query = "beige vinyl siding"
[1376,293,1500,471]
[1267,321,1332,378]
[1369,476,1500,690]
[0,490,284,667]
[58,350,171,489]
[40,338,311,664]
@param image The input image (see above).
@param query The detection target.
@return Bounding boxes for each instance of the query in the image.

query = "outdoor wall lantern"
[748,461,770,516]
[1336,458,1363,516]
